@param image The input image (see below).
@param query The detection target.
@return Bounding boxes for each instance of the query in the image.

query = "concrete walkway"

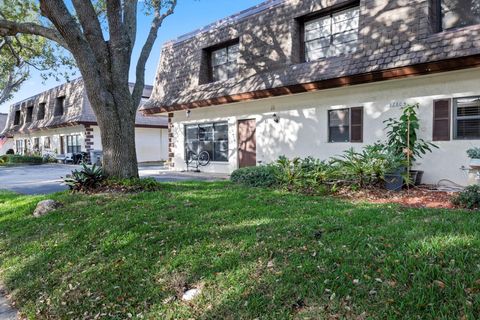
[0,164,228,195]
[0,289,17,320]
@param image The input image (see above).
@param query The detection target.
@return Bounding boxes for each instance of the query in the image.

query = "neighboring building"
[0,113,14,155]
[142,0,480,185]
[2,78,168,163]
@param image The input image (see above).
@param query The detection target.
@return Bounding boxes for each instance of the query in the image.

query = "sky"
[0,0,264,113]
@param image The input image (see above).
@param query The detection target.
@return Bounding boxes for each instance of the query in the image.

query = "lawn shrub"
[452,185,480,209]
[64,163,105,192]
[276,156,333,194]
[230,165,279,188]
[2,154,43,164]
[330,144,403,189]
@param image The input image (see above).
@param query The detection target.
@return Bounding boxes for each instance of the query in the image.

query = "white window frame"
[304,5,360,62]
[210,43,240,82]
[453,96,480,140]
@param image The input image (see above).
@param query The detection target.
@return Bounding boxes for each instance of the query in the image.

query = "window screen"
[44,137,51,149]
[211,43,240,82]
[33,138,40,150]
[441,0,480,30]
[37,103,46,120]
[54,96,65,116]
[26,106,33,123]
[66,135,81,153]
[304,6,359,62]
[329,109,350,142]
[185,122,229,162]
[454,97,480,139]
[13,110,21,125]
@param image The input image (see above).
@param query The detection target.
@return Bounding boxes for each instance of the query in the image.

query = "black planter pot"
[411,170,424,186]
[407,170,418,187]
[384,168,404,191]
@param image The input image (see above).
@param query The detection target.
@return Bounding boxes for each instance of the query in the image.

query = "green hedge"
[230,165,279,188]
[2,155,43,164]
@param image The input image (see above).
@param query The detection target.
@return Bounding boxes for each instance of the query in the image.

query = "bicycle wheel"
[198,151,210,166]
[186,151,196,165]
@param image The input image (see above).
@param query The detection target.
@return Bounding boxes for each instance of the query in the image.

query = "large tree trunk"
[85,82,139,178]
[96,104,138,178]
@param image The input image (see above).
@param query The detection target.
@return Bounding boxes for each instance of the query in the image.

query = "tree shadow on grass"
[0,184,479,319]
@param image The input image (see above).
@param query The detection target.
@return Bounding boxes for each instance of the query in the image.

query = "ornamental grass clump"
[452,185,480,210]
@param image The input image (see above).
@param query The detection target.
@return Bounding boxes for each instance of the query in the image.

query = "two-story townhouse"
[142,0,480,185]
[2,78,169,163]
[0,113,14,155]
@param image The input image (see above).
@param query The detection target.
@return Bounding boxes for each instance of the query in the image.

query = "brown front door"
[237,119,256,168]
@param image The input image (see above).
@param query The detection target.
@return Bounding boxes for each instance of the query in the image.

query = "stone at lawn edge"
[33,200,60,217]
[181,288,201,302]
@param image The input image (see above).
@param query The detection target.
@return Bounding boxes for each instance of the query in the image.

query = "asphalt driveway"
[0,164,227,195]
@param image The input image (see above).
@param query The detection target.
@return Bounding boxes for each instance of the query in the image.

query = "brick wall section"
[84,124,94,163]
[168,113,175,167]
[146,0,480,110]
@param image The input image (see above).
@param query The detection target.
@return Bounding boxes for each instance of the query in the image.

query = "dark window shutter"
[350,107,363,142]
[433,99,451,141]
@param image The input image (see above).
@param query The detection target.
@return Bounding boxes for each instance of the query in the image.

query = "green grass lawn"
[0,182,479,319]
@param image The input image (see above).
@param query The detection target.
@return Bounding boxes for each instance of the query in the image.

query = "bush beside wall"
[1,155,43,165]
[230,166,280,188]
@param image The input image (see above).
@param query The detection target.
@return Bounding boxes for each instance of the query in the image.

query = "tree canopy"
[0,1,74,105]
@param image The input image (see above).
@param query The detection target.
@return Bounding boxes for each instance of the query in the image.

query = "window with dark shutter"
[433,99,451,141]
[350,107,363,142]
[453,97,480,139]
[328,107,363,143]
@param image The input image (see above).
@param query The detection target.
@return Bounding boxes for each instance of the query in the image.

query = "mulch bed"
[337,185,458,209]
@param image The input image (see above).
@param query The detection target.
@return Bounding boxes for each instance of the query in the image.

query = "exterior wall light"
[273,113,280,123]
[186,109,191,118]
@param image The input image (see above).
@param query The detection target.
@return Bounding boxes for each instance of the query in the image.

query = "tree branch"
[123,0,137,53]
[0,20,67,48]
[132,0,177,106]
[71,0,109,65]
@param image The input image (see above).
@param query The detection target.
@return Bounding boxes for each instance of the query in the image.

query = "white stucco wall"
[13,125,86,155]
[0,138,14,155]
[170,67,480,186]
[91,125,168,163]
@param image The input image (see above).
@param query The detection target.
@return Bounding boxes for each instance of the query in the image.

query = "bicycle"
[186,150,210,172]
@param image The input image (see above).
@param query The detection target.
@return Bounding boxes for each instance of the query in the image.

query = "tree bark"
[82,80,139,178]
[96,100,138,178]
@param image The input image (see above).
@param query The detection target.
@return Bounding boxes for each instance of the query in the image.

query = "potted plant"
[383,150,407,191]
[467,147,480,169]
[383,103,438,188]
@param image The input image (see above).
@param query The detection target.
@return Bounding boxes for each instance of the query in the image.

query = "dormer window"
[13,110,21,125]
[303,5,359,62]
[54,96,65,116]
[26,106,34,123]
[438,0,480,31]
[37,103,46,120]
[210,41,240,82]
